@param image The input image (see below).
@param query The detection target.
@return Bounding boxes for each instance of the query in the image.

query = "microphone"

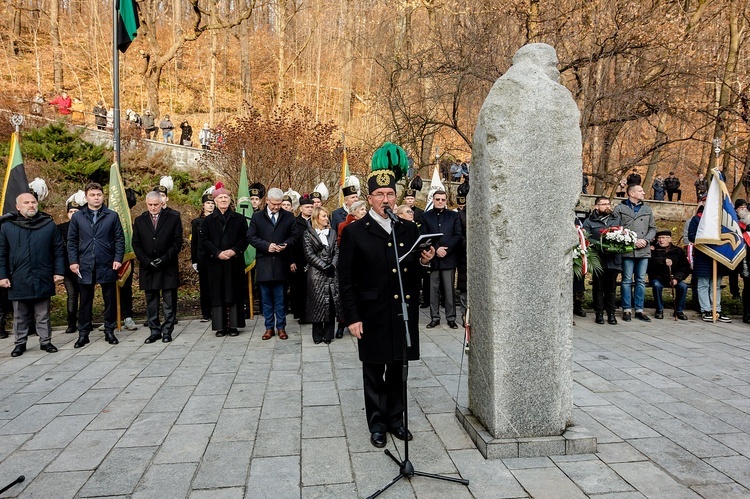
[0,213,17,224]
[383,206,400,224]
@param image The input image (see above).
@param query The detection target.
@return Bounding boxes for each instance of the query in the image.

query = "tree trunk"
[526,0,540,43]
[147,68,162,118]
[707,10,739,174]
[340,0,354,128]
[174,0,183,69]
[210,24,217,126]
[275,0,288,109]
[643,113,668,191]
[11,5,21,56]
[50,0,63,91]
[239,2,253,112]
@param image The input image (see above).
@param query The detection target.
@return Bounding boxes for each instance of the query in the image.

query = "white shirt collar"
[369,208,391,234]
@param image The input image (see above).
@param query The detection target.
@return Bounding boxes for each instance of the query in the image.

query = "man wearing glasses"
[583,197,623,325]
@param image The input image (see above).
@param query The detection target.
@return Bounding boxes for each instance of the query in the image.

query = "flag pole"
[116,284,122,331]
[247,272,254,319]
[712,260,717,323]
[112,0,121,168]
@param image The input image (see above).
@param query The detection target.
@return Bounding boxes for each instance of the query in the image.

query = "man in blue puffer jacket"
[0,193,65,357]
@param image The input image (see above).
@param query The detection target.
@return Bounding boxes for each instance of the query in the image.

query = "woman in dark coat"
[200,186,249,336]
[191,193,215,321]
[304,207,343,344]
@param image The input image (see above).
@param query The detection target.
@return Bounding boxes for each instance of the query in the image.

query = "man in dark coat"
[664,172,681,202]
[648,230,690,320]
[456,195,467,325]
[402,189,424,225]
[421,190,463,329]
[290,195,314,323]
[583,197,622,325]
[247,187,297,340]
[201,186,250,336]
[57,197,82,334]
[0,193,65,357]
[68,182,125,348]
[339,164,435,449]
[133,192,183,343]
[331,185,359,234]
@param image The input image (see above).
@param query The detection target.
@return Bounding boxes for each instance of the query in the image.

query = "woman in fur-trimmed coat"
[303,207,343,344]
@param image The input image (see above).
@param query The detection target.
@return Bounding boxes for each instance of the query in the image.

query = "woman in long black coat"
[303,207,343,344]
[200,188,249,336]
[191,193,215,321]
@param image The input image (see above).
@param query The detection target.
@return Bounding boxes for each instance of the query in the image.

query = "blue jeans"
[621,257,649,312]
[163,131,173,143]
[697,275,721,313]
[260,281,286,330]
[652,278,688,313]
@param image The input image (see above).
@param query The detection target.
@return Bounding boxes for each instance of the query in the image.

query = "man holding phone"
[247,187,298,340]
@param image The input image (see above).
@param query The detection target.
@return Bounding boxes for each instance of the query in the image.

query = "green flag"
[117,0,139,53]
[1,132,29,215]
[109,163,135,285]
[237,154,256,272]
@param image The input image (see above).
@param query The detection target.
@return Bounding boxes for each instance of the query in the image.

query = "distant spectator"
[626,169,641,186]
[31,92,44,116]
[199,123,212,150]
[439,160,451,181]
[582,174,589,194]
[159,115,175,143]
[450,162,462,181]
[616,178,627,197]
[664,172,682,201]
[695,173,708,200]
[48,90,72,115]
[460,161,469,180]
[179,120,193,146]
[106,107,114,131]
[71,98,85,125]
[141,110,157,139]
[652,174,665,201]
[93,102,107,130]
[125,109,141,128]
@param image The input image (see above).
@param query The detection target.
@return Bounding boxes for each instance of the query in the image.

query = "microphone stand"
[367,210,469,499]
[0,475,24,494]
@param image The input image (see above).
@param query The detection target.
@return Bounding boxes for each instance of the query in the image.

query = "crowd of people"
[28,90,221,149]
[584,168,712,203]
[577,178,750,325]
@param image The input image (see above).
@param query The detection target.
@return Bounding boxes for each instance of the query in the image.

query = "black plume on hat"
[457,181,470,197]
[125,188,138,209]
[299,194,314,206]
[409,175,423,192]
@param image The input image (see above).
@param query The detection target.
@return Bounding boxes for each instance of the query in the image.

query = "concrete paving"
[1,309,750,498]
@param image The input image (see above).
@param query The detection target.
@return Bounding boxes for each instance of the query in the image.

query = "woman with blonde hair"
[304,207,343,344]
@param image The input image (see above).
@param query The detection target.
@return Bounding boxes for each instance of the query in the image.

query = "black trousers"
[592,268,619,314]
[311,291,335,343]
[666,189,682,201]
[120,270,134,317]
[145,288,177,336]
[197,262,211,319]
[79,281,117,334]
[362,361,405,433]
[289,268,307,320]
[63,272,80,328]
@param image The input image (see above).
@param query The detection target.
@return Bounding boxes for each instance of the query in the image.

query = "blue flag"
[694,169,746,270]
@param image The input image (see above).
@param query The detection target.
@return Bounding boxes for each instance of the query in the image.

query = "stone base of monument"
[455,407,597,459]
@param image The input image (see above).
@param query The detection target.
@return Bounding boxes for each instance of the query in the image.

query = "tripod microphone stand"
[367,210,469,498]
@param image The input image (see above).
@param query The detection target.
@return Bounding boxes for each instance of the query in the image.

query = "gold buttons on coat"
[405,295,410,299]
[392,269,397,273]
[388,242,392,247]
[394,295,399,299]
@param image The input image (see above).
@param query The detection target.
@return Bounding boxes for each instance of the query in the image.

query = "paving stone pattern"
[1,311,750,497]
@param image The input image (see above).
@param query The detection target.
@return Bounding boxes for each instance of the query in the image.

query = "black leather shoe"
[574,309,587,317]
[216,329,227,337]
[635,312,651,322]
[654,310,664,320]
[447,321,459,329]
[11,344,25,357]
[419,303,429,309]
[104,332,119,345]
[228,328,239,337]
[42,343,58,353]
[144,334,162,344]
[370,432,387,448]
[607,314,618,325]
[65,324,77,334]
[622,312,632,322]
[0,330,7,339]
[390,426,413,441]
[162,334,172,343]
[426,320,440,329]
[74,335,89,348]
[595,313,605,324]
[675,312,688,321]
[335,327,344,339]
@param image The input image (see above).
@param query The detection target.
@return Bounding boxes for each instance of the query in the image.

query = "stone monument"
[456,43,596,458]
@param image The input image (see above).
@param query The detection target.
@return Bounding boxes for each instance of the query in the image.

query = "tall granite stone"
[467,43,581,438]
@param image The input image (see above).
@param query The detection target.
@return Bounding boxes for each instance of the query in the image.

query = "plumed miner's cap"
[368,142,408,193]
[310,191,323,201]
[456,195,467,205]
[249,182,266,199]
[404,189,417,199]
[299,194,314,206]
[66,190,86,213]
[341,185,358,197]
[29,178,49,201]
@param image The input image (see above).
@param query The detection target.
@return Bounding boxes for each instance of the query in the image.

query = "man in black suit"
[290,195,314,323]
[402,189,424,225]
[132,192,183,343]
[331,185,359,234]
[338,162,435,448]
[247,187,298,340]
[421,190,463,329]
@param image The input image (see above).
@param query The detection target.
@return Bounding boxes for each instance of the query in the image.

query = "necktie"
[92,211,98,224]
[152,215,158,228]
[271,213,277,226]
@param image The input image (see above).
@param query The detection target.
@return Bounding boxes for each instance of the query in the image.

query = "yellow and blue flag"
[695,169,746,270]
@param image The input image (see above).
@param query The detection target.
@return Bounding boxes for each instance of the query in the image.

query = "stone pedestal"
[465,43,583,444]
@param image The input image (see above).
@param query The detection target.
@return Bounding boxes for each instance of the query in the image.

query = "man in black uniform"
[290,195,314,323]
[402,189,424,225]
[339,144,435,449]
[331,185,359,234]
